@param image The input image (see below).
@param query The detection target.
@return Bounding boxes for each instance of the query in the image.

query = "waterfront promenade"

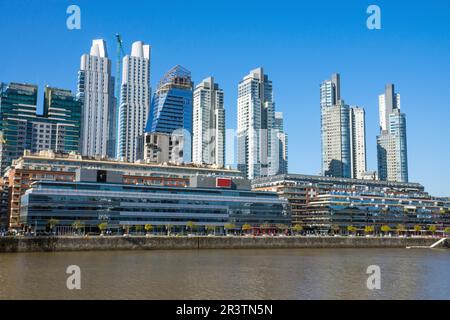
[0,235,447,253]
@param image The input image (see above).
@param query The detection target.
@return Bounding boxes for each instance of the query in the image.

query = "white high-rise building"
[320,73,351,178]
[378,84,401,132]
[237,67,279,179]
[349,106,367,179]
[77,39,116,158]
[192,77,225,166]
[118,41,151,162]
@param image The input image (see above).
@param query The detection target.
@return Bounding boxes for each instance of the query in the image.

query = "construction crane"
[115,33,125,103]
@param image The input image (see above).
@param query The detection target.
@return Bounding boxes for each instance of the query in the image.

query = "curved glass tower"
[145,65,193,162]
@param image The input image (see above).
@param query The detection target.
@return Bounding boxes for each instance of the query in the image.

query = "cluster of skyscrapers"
[320,73,408,183]
[0,39,288,181]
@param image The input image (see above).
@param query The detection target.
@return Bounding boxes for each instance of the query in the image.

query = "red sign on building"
[216,177,232,188]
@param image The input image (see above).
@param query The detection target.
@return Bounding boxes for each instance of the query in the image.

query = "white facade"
[78,39,116,158]
[118,41,151,162]
[378,84,401,132]
[349,106,367,179]
[237,67,278,179]
[192,77,225,166]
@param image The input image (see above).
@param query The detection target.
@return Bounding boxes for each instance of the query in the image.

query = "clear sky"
[0,0,449,196]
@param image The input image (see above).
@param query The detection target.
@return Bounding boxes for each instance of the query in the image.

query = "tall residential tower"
[77,39,116,158]
[237,67,281,179]
[377,84,408,182]
[192,77,225,166]
[118,41,151,162]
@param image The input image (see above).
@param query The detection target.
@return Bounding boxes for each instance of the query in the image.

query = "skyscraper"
[349,106,367,179]
[320,73,351,178]
[377,84,408,182]
[192,77,225,166]
[77,39,116,158]
[274,112,288,175]
[118,41,151,162]
[0,83,81,174]
[237,67,280,179]
[145,65,193,163]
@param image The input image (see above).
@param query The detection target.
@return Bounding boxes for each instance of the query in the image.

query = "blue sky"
[0,0,449,195]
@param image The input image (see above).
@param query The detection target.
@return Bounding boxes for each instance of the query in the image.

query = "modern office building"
[77,39,116,158]
[320,73,351,178]
[349,106,367,179]
[0,83,81,175]
[252,174,450,234]
[237,67,281,179]
[20,169,290,233]
[3,150,242,229]
[146,65,193,163]
[274,112,288,175]
[192,77,225,166]
[377,84,408,182]
[118,41,151,162]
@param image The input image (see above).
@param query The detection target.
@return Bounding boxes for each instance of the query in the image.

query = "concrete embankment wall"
[0,236,447,253]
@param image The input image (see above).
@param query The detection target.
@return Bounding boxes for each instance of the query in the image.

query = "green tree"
[72,220,84,235]
[428,225,437,236]
[135,225,142,235]
[396,224,406,236]
[224,223,236,235]
[48,219,59,233]
[144,224,153,235]
[292,224,303,235]
[98,222,108,235]
[380,225,391,235]
[276,224,288,234]
[205,225,216,235]
[444,227,450,235]
[347,225,357,235]
[241,224,252,234]
[414,225,422,235]
[364,225,374,234]
[186,221,196,234]
[331,225,340,235]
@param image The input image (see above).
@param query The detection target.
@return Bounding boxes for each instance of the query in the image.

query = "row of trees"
[45,219,450,236]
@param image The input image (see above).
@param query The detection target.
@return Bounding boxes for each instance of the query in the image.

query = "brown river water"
[0,248,449,299]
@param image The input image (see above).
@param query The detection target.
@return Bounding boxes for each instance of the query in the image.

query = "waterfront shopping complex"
[0,150,449,235]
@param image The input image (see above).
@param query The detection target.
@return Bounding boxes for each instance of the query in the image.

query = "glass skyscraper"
[377,84,408,182]
[145,65,193,162]
[0,83,81,174]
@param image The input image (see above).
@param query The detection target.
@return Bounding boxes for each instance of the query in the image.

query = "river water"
[0,248,449,299]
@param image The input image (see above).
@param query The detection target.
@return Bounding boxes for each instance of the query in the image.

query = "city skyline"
[0,0,449,195]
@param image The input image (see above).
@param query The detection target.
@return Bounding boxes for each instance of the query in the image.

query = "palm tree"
[98,222,108,235]
[241,224,252,235]
[224,223,236,235]
[292,224,303,235]
[144,224,153,235]
[72,220,84,235]
[48,218,59,234]
[186,221,196,235]
[380,225,391,236]
[414,225,422,236]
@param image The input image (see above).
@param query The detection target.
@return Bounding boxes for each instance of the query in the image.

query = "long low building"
[20,169,290,234]
[1,150,243,229]
[252,174,450,234]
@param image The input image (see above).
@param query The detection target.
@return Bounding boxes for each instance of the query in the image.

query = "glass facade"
[146,66,193,162]
[20,180,290,232]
